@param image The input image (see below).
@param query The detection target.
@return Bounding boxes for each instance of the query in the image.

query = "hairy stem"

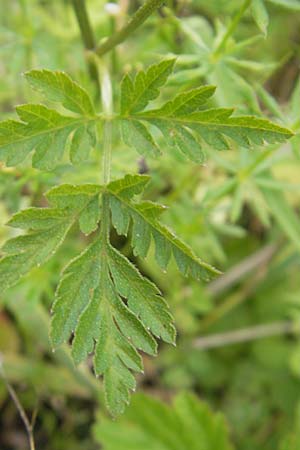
[193,321,297,350]
[214,0,251,56]
[0,356,36,450]
[96,0,165,57]
[71,0,100,93]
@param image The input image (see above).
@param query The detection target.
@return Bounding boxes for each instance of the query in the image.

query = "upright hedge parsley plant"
[0,0,293,416]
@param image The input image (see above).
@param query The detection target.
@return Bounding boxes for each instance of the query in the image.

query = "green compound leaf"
[107,174,220,281]
[47,174,217,416]
[119,61,293,161]
[0,184,101,291]
[1,63,293,170]
[51,229,174,417]
[0,71,97,170]
[32,176,179,417]
[0,175,219,418]
[2,175,218,416]
[94,392,234,450]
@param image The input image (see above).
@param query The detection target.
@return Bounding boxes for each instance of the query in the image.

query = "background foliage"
[1,0,300,449]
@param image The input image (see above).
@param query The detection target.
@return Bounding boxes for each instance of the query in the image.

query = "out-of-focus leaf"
[252,0,269,36]
[267,0,300,11]
[94,392,234,450]
[262,186,300,252]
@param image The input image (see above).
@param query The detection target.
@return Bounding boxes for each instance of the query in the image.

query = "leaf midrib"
[0,116,99,148]
[122,114,291,135]
[108,246,171,336]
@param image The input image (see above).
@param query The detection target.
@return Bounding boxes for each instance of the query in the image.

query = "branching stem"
[72,0,164,183]
[95,0,165,57]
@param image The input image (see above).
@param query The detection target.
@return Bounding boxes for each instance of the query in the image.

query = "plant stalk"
[201,244,278,331]
[193,321,297,350]
[99,59,113,241]
[0,356,36,450]
[214,0,251,56]
[71,0,100,93]
[96,0,165,57]
[208,243,278,297]
[100,63,113,185]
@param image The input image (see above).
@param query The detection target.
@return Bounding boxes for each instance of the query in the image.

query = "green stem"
[100,63,113,185]
[101,193,111,242]
[207,243,278,297]
[95,0,165,57]
[102,119,113,184]
[201,244,277,330]
[214,0,251,56]
[99,61,113,241]
[71,0,96,49]
[193,320,298,350]
[71,0,100,94]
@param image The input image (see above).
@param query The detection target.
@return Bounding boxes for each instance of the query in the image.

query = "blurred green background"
[1,1,300,449]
